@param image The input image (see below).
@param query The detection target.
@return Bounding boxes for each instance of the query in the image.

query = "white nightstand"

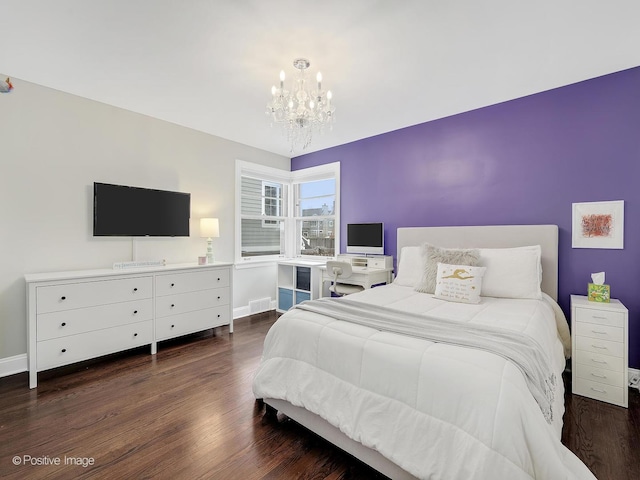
[571,294,628,407]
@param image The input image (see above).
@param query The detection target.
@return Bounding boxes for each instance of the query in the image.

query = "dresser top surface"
[25,262,233,284]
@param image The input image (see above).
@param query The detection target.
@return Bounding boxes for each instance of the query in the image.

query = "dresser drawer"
[37,299,153,341]
[573,377,625,406]
[574,322,623,343]
[575,336,624,358]
[573,350,624,372]
[37,320,152,370]
[575,363,625,388]
[155,287,230,318]
[156,306,230,341]
[155,268,230,296]
[36,276,152,314]
[574,307,625,328]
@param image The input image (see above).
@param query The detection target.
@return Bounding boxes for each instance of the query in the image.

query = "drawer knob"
[171,324,175,328]
[217,296,221,300]
[61,296,66,301]
[61,322,66,327]
[171,303,175,308]
[217,314,221,318]
[171,283,175,287]
[61,348,67,353]
[133,310,138,314]
[217,278,221,281]
[133,288,138,292]
[134,333,138,337]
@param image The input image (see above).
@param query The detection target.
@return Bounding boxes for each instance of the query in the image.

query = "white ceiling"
[2,0,640,158]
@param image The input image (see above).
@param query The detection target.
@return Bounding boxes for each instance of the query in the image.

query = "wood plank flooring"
[0,311,638,479]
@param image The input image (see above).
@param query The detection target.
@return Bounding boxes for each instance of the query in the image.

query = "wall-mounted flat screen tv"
[346,222,384,255]
[93,182,190,237]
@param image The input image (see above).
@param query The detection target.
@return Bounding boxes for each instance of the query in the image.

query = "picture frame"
[572,200,624,249]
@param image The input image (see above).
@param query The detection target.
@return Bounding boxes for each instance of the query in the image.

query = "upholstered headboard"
[397,225,559,300]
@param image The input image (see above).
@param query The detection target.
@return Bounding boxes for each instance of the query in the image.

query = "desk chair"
[326,261,365,296]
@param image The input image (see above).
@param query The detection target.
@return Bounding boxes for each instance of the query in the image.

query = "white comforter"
[253,285,595,480]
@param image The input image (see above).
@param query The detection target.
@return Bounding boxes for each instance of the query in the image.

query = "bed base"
[263,398,418,480]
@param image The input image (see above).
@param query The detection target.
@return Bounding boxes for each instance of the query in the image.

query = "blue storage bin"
[278,288,293,311]
[295,291,310,304]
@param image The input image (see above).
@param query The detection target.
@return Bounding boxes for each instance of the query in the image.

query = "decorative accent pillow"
[393,246,422,287]
[414,243,480,294]
[434,263,486,304]
[477,245,542,299]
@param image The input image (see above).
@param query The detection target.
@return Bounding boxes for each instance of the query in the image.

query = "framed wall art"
[572,200,624,249]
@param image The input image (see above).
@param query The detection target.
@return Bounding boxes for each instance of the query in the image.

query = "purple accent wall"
[292,66,640,368]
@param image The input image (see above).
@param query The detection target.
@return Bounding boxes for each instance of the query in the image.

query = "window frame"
[235,160,340,265]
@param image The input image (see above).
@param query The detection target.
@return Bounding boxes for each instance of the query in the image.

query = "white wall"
[0,78,289,362]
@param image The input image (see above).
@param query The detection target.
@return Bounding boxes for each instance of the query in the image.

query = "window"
[262,182,281,227]
[239,172,287,260]
[236,160,339,264]
[294,178,336,257]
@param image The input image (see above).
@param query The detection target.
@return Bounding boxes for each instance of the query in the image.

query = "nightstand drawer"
[573,377,624,406]
[575,363,625,388]
[575,336,624,358]
[574,307,624,327]
[574,322,623,342]
[574,350,624,372]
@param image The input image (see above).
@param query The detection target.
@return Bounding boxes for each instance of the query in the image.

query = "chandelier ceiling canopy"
[266,58,335,153]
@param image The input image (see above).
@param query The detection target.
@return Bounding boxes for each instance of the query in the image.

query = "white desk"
[319,265,393,298]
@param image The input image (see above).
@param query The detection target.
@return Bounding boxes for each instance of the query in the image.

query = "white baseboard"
[233,300,276,319]
[234,306,250,319]
[0,354,27,378]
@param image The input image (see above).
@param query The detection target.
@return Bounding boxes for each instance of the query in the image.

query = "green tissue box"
[588,283,610,303]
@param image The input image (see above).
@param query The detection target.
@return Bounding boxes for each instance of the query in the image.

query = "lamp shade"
[200,218,220,238]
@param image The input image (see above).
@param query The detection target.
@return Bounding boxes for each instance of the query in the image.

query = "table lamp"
[200,218,220,264]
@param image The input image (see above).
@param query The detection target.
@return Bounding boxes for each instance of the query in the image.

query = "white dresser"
[571,294,628,407]
[26,262,233,388]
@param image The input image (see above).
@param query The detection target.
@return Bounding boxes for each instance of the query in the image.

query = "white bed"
[253,225,594,479]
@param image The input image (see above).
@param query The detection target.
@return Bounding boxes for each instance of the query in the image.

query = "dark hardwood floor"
[0,311,638,479]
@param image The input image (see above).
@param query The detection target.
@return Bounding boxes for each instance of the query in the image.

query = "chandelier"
[266,58,335,152]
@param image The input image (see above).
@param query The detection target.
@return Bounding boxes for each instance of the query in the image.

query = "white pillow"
[393,246,422,287]
[434,263,486,304]
[478,245,542,299]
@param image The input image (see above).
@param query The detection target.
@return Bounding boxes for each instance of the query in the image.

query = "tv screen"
[93,182,190,237]
[346,222,384,255]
